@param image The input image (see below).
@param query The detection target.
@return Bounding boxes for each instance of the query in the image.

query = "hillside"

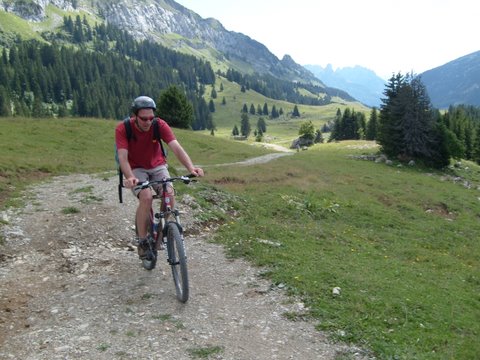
[0,0,370,140]
[421,50,480,109]
[0,0,329,88]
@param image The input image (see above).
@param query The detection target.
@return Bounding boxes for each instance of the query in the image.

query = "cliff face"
[0,0,75,21]
[0,0,323,85]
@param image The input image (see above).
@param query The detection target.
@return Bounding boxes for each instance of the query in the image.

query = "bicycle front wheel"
[166,222,189,303]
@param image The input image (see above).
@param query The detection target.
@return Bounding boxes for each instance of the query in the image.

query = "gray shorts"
[132,165,172,197]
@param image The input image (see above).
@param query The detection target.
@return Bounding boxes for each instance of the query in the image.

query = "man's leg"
[131,168,152,258]
[136,188,153,238]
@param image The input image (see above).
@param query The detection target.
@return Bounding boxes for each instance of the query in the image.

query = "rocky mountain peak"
[0,0,75,21]
[1,0,324,85]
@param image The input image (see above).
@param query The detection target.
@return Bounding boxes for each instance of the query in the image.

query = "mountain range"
[304,64,386,108]
[0,0,479,109]
[420,50,480,108]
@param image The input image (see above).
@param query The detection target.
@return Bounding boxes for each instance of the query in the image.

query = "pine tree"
[1,48,8,66]
[208,99,215,113]
[292,104,300,117]
[263,103,269,116]
[0,86,11,116]
[73,15,84,43]
[398,75,436,160]
[271,105,279,119]
[249,103,256,115]
[232,124,239,136]
[378,73,447,167]
[257,117,267,133]
[378,73,406,157]
[157,85,194,129]
[329,109,342,142]
[366,107,378,140]
[240,112,251,137]
[473,126,480,164]
[211,87,217,99]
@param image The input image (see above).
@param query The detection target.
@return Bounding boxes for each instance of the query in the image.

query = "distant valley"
[304,64,386,107]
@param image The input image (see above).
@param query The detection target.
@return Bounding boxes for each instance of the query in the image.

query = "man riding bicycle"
[115,96,204,259]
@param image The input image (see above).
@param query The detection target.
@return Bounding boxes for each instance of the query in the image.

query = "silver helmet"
[131,96,156,114]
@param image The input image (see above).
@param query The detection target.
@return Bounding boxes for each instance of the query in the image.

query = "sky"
[174,0,479,80]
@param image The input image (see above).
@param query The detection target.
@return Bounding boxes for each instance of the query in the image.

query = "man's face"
[136,108,155,131]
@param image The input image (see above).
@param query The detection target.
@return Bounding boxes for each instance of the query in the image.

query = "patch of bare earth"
[1,174,371,359]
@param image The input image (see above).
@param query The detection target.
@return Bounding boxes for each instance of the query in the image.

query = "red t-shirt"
[115,117,176,169]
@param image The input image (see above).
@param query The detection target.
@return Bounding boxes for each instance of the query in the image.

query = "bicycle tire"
[166,222,189,303]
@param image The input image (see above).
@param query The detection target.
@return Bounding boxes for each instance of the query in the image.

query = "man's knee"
[138,189,153,205]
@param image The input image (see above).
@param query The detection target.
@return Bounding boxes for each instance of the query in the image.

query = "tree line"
[221,68,354,106]
[0,15,215,130]
[325,73,480,168]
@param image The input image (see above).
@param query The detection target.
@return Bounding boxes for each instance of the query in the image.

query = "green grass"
[187,345,224,359]
[1,118,479,359]
[204,141,480,359]
[61,206,80,214]
[197,74,369,147]
[0,117,271,209]
[0,11,45,43]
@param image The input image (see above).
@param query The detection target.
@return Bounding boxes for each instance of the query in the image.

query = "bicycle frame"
[133,175,194,302]
[149,177,192,241]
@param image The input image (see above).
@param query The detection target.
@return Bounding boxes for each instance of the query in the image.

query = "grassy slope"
[203,142,480,360]
[0,117,271,206]
[201,74,369,148]
[1,119,479,359]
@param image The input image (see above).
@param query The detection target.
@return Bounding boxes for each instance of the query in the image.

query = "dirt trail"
[0,169,370,359]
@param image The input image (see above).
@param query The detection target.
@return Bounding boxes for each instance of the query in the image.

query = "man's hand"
[189,167,204,177]
[123,177,139,188]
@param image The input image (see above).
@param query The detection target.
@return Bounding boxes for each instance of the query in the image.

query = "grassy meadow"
[1,117,479,359]
[198,74,370,146]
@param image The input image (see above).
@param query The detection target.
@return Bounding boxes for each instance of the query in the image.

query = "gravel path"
[0,172,370,360]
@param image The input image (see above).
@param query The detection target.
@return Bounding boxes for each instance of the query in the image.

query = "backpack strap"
[153,118,167,158]
[123,117,134,141]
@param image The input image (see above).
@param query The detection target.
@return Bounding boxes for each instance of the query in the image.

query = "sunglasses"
[137,115,154,122]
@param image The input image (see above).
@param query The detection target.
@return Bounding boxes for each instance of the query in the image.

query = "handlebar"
[133,174,197,192]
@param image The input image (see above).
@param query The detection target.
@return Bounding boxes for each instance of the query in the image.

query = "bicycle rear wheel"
[166,222,189,303]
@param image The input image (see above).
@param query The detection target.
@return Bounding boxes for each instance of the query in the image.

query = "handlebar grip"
[133,181,149,192]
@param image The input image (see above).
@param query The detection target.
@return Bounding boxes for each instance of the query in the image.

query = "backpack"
[116,117,167,203]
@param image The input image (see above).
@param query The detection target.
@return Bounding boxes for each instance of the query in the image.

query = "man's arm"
[118,148,139,188]
[168,140,204,177]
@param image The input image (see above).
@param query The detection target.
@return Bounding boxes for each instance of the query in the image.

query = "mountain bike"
[133,175,196,303]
